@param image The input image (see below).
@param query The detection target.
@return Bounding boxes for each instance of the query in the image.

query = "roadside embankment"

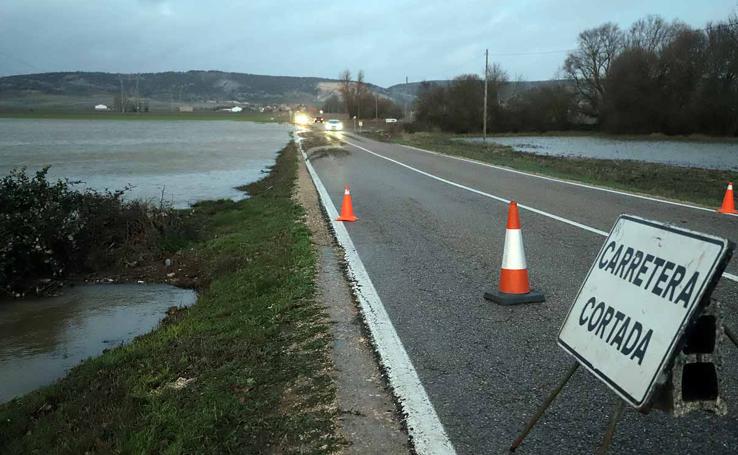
[0,141,343,453]
[365,131,736,208]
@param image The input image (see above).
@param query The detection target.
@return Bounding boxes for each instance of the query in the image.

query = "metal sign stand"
[725,325,738,348]
[510,362,578,452]
[509,361,628,454]
[511,322,738,453]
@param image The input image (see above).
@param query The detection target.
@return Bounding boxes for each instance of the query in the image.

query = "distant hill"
[0,70,567,111]
[0,71,389,111]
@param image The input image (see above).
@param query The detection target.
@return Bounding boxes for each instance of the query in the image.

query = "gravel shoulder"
[295,144,409,454]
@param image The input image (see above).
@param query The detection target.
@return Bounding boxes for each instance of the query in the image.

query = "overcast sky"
[1,0,735,87]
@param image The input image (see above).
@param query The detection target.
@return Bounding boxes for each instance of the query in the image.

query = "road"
[305,131,738,454]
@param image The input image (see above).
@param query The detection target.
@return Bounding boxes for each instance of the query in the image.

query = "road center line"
[341,138,738,284]
[298,138,457,455]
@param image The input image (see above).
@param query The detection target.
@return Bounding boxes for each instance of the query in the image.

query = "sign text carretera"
[558,215,731,408]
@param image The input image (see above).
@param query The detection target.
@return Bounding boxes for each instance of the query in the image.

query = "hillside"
[0,71,385,111]
[0,71,566,112]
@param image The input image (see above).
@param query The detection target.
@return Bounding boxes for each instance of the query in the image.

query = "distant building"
[178,105,194,112]
[94,104,108,111]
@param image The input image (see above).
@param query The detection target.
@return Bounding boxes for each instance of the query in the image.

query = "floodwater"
[461,135,738,170]
[0,118,293,207]
[0,284,197,403]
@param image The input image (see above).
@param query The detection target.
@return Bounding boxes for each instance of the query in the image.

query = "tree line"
[322,69,403,119]
[414,14,738,136]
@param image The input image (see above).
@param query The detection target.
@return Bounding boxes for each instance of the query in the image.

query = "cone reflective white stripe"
[501,229,527,270]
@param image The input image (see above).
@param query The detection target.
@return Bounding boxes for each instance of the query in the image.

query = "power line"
[489,48,576,57]
[0,49,42,73]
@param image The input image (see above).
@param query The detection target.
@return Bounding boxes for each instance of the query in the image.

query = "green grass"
[0,111,289,123]
[369,131,736,208]
[0,142,341,454]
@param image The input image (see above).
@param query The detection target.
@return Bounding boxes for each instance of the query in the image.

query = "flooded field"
[0,118,293,207]
[0,284,197,403]
[461,135,738,170]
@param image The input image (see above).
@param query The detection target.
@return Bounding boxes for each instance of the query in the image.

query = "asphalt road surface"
[306,131,738,454]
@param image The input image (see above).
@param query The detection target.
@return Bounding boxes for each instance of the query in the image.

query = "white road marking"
[342,138,738,285]
[298,138,456,455]
[394,140,738,218]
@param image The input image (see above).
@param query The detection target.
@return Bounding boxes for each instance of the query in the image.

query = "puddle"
[0,283,196,403]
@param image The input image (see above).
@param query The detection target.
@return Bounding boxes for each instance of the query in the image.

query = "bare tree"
[564,23,624,118]
[338,69,352,115]
[626,15,682,53]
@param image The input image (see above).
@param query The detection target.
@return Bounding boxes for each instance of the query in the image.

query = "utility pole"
[375,93,378,120]
[483,49,488,143]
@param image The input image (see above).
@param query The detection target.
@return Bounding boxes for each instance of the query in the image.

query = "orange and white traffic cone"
[717,182,738,215]
[336,185,358,222]
[484,201,545,305]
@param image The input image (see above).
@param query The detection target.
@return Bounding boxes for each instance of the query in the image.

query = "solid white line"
[395,141,738,218]
[298,139,456,455]
[342,138,738,285]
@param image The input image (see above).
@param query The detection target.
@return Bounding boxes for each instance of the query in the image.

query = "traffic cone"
[336,185,358,222]
[717,182,738,214]
[484,201,545,305]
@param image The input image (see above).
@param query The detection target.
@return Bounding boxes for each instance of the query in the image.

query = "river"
[0,118,293,207]
[461,135,738,170]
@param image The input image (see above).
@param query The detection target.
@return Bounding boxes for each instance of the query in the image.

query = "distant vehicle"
[385,118,398,123]
[314,116,325,123]
[325,119,344,131]
[94,104,108,111]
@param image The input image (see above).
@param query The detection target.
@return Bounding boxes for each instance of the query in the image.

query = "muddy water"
[0,118,292,207]
[0,284,196,403]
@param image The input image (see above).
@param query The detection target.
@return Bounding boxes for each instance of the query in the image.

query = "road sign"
[558,215,732,408]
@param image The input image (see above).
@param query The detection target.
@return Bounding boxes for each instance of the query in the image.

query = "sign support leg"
[725,325,738,348]
[596,399,625,455]
[509,361,579,452]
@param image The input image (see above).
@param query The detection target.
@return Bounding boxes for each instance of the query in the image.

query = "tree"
[485,63,509,131]
[626,15,682,53]
[322,94,343,113]
[602,47,662,132]
[564,23,624,120]
[338,69,353,115]
[446,74,484,133]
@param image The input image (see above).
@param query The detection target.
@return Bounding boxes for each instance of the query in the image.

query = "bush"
[0,168,198,296]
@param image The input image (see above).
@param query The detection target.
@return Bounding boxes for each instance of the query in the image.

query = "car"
[324,119,343,131]
[314,116,325,123]
[385,118,398,123]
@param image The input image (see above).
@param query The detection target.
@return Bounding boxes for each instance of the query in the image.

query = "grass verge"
[368,131,736,208]
[0,141,341,454]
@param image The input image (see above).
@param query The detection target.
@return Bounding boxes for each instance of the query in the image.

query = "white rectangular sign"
[558,215,731,408]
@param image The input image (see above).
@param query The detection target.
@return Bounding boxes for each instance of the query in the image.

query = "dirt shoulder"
[294,140,409,454]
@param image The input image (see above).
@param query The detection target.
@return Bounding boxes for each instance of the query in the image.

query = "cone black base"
[484,289,545,305]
